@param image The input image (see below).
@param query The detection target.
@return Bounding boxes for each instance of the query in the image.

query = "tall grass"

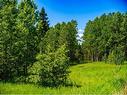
[1,62,127,94]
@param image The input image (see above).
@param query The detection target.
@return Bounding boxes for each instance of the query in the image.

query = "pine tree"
[36,7,49,54]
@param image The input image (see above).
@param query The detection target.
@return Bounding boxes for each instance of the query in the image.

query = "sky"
[35,0,127,36]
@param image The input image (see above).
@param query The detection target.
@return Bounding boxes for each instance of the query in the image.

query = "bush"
[27,45,70,87]
[27,62,41,84]
[107,46,125,65]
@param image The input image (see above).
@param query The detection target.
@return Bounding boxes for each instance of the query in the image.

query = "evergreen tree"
[36,7,49,53]
[0,0,18,80]
[82,12,127,63]
[42,21,78,62]
[15,0,37,81]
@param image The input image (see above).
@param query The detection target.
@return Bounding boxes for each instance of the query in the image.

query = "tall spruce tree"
[36,7,49,54]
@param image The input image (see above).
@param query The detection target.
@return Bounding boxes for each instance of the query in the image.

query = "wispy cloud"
[78,33,83,38]
[77,29,83,43]
[78,29,84,33]
[78,29,83,38]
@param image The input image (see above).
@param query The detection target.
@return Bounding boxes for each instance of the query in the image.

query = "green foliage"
[0,0,76,85]
[1,62,127,94]
[36,7,49,53]
[82,12,127,62]
[42,20,78,62]
[0,0,18,80]
[107,46,125,65]
[0,0,39,82]
[27,61,41,84]
[28,45,70,87]
[13,0,38,81]
[0,0,127,92]
[107,50,115,64]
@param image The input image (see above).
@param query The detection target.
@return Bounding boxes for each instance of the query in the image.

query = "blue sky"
[35,0,127,35]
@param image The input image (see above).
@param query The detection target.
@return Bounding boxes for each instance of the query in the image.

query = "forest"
[0,0,127,94]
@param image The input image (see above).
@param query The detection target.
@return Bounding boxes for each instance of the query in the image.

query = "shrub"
[27,62,41,84]
[107,46,125,65]
[27,45,70,87]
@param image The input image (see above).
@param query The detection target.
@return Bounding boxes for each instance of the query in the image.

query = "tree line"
[0,0,79,86]
[0,0,127,86]
[82,12,127,64]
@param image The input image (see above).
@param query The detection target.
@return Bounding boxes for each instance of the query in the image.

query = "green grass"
[1,62,127,94]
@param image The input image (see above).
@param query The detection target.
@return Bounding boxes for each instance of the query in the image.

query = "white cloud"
[77,29,84,38]
[78,29,84,33]
[78,33,83,38]
[77,29,84,44]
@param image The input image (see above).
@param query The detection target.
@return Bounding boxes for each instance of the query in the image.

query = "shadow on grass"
[64,82,82,88]
[62,79,82,88]
[1,80,82,89]
[37,80,82,88]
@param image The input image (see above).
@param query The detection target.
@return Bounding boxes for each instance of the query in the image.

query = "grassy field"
[1,62,127,94]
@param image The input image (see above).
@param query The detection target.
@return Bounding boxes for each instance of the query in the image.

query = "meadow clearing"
[1,62,127,94]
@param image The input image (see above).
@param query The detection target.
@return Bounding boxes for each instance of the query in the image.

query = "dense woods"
[0,0,78,86]
[82,12,127,64]
[0,0,127,87]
